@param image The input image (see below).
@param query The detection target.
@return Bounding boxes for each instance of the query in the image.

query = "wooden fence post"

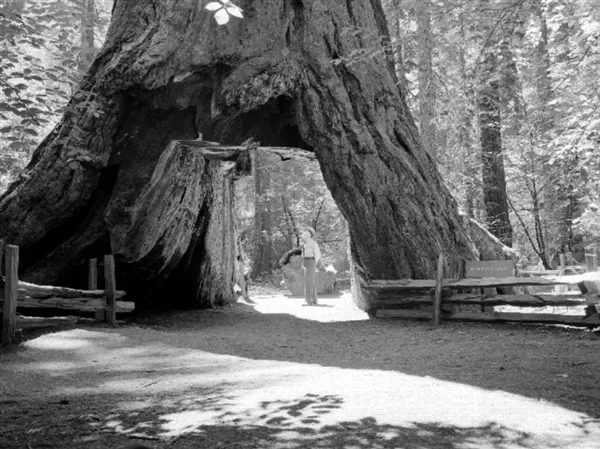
[445,258,463,314]
[89,258,105,322]
[1,245,19,345]
[432,253,444,327]
[88,258,98,290]
[0,239,4,276]
[559,254,566,271]
[586,246,598,272]
[104,255,117,326]
[566,251,573,265]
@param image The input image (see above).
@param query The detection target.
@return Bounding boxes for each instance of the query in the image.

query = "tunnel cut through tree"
[0,0,477,312]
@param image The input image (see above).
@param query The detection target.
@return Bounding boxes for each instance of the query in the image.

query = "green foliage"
[382,0,600,265]
[0,0,112,192]
[506,0,600,257]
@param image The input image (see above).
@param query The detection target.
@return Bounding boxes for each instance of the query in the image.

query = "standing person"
[300,227,322,305]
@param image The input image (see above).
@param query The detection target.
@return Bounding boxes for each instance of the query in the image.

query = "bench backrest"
[465,260,515,278]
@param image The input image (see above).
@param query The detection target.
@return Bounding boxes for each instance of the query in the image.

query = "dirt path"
[1,286,599,449]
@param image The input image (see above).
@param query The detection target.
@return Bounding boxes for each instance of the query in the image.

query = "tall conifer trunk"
[477,0,513,247]
[478,74,512,247]
[79,0,96,74]
[416,0,436,159]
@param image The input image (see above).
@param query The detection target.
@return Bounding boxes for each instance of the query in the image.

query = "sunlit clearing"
[4,327,598,448]
[247,288,369,323]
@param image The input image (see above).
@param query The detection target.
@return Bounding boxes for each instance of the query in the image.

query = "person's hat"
[304,227,316,238]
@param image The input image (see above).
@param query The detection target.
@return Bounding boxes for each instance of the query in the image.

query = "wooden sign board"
[465,260,515,278]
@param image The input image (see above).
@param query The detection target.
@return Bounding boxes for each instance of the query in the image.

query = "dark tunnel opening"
[205,96,314,152]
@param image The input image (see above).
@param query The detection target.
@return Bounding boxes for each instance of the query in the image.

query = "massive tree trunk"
[0,0,476,311]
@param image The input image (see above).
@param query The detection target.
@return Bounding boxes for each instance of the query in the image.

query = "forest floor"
[1,285,599,449]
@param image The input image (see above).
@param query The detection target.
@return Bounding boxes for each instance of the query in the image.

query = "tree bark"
[477,0,513,247]
[457,8,480,220]
[4,0,26,14]
[539,2,582,256]
[382,0,409,102]
[79,0,96,74]
[478,74,512,247]
[416,0,436,159]
[0,0,476,311]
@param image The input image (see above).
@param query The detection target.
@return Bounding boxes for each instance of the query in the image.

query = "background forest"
[1,0,598,279]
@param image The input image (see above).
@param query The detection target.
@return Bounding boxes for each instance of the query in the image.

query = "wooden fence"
[369,253,600,328]
[1,241,133,345]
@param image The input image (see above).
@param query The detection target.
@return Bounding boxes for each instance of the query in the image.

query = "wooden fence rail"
[370,254,600,328]
[0,241,132,345]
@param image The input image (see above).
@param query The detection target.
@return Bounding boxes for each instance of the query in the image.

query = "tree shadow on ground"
[3,319,600,448]
[0,390,545,449]
[128,302,600,420]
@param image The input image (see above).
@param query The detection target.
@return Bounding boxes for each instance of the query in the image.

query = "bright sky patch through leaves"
[205,0,244,25]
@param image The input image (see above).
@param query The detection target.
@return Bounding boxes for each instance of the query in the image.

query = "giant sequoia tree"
[0,0,476,311]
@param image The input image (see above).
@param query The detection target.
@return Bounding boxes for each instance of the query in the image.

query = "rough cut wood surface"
[377,293,600,307]
[177,141,316,161]
[0,297,134,313]
[0,279,126,300]
[15,316,78,330]
[1,278,133,312]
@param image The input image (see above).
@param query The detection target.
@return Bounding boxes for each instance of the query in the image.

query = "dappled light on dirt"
[3,323,598,448]
[23,329,103,350]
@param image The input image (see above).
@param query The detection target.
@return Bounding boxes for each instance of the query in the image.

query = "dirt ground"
[1,286,599,449]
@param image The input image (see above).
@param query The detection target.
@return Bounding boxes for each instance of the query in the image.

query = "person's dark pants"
[303,257,317,305]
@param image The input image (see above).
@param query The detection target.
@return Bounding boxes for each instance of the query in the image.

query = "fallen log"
[5,280,126,300]
[0,296,134,313]
[176,141,316,161]
[1,277,133,314]
[376,309,600,327]
[1,279,126,301]
[15,316,79,330]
